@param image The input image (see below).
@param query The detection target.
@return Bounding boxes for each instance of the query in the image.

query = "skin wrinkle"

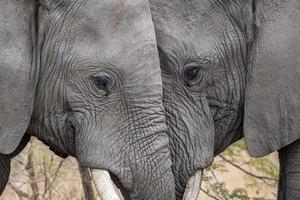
[163,87,213,195]
[29,6,39,88]
[9,1,176,199]
[4,0,176,199]
[120,95,169,199]
[278,140,300,198]
[34,0,108,155]
[210,18,245,151]
[35,2,81,124]
[150,0,249,198]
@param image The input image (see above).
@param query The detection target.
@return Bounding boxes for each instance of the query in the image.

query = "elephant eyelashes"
[90,74,114,95]
[182,64,201,87]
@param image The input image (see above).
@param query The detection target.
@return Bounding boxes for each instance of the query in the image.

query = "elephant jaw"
[90,169,125,200]
[90,168,203,200]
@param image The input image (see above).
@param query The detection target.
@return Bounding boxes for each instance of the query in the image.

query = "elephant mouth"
[90,169,203,200]
[90,169,130,200]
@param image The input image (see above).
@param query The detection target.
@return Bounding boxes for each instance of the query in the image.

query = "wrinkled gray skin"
[149,0,300,199]
[0,1,175,199]
[278,140,300,199]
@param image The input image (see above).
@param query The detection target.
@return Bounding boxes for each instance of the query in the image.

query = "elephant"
[149,0,300,199]
[0,0,176,199]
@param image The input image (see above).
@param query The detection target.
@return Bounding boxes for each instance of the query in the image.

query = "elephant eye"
[182,64,201,86]
[90,74,113,95]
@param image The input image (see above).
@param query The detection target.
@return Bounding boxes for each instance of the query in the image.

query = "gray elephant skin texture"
[0,0,175,199]
[149,0,300,199]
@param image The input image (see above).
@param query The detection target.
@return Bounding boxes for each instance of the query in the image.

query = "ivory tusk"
[90,169,124,200]
[182,170,203,200]
[39,0,49,6]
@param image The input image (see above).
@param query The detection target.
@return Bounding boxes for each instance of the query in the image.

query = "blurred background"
[1,138,279,200]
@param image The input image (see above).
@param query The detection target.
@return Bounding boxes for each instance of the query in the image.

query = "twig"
[25,146,40,200]
[8,181,31,199]
[200,188,221,200]
[43,161,49,198]
[218,155,276,181]
[43,159,65,197]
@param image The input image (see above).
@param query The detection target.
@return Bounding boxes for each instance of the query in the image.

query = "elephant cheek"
[165,95,215,197]
[168,95,215,167]
[190,97,215,168]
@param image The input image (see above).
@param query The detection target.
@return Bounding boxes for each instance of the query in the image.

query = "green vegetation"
[201,139,279,200]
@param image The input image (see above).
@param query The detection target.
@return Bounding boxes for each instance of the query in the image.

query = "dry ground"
[1,138,278,200]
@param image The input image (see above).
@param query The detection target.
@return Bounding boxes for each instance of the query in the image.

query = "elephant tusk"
[38,0,51,10]
[182,170,203,200]
[39,0,49,6]
[90,169,124,200]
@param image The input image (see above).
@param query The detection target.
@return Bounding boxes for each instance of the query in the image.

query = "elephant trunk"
[163,90,214,199]
[125,119,175,200]
[91,146,175,200]
[278,139,300,199]
[115,89,175,199]
[75,100,175,200]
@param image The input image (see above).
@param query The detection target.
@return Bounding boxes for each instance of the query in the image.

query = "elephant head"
[149,0,300,198]
[0,0,175,199]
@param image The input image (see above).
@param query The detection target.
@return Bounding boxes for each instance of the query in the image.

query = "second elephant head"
[0,0,175,199]
[149,0,300,198]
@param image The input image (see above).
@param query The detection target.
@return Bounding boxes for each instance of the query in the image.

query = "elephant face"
[23,0,175,199]
[150,0,250,197]
[150,0,300,198]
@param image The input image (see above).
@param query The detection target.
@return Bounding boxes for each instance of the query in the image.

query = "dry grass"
[1,138,86,200]
[200,154,278,200]
[1,138,278,200]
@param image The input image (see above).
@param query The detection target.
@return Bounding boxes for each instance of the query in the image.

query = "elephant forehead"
[151,0,228,33]
[151,0,235,57]
[53,0,157,59]
[72,31,159,68]
[59,0,161,83]
[78,0,156,43]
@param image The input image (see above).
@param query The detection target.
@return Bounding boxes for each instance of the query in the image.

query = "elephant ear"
[0,1,37,154]
[243,0,300,157]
